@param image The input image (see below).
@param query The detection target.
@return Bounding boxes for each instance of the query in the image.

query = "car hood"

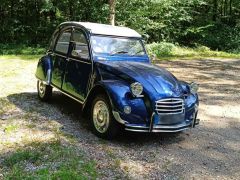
[96,61,184,100]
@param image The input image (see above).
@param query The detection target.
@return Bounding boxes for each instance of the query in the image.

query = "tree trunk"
[229,0,232,16]
[69,0,73,20]
[213,0,218,21]
[109,0,115,26]
[220,0,223,16]
[224,0,227,16]
[10,0,14,18]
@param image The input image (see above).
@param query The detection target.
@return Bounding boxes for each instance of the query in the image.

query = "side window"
[71,29,89,59]
[55,29,71,54]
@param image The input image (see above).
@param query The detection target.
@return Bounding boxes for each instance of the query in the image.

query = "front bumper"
[113,110,200,133]
[125,119,199,132]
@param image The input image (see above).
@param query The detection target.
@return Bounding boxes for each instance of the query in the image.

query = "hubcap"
[93,100,110,133]
[38,81,46,97]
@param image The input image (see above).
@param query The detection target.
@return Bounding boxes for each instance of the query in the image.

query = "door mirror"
[72,49,82,57]
[71,49,89,60]
[150,54,157,63]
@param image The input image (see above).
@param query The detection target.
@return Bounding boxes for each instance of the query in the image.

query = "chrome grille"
[155,98,184,114]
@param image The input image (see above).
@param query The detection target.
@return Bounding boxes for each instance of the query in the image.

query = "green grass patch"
[4,124,19,134]
[2,140,97,179]
[0,55,41,61]
[0,44,46,55]
[3,150,41,167]
[146,42,240,60]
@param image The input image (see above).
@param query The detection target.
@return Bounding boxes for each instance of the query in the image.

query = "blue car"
[36,22,199,139]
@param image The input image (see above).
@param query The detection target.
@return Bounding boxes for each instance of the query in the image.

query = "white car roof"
[62,22,142,38]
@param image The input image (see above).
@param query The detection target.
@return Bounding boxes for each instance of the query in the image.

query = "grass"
[2,140,97,179]
[0,55,41,61]
[4,124,19,134]
[146,42,240,60]
[166,46,240,59]
[0,44,43,61]
[0,44,46,55]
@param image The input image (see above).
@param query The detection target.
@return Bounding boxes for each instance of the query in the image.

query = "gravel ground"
[0,58,240,179]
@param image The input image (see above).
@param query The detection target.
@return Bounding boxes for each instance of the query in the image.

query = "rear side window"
[55,29,71,54]
[71,29,89,59]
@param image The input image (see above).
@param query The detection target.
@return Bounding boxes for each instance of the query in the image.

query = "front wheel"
[91,94,119,139]
[37,80,52,102]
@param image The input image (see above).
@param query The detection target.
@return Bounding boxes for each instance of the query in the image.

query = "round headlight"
[130,82,143,97]
[190,82,199,94]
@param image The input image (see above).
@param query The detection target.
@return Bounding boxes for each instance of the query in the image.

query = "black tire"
[90,94,120,139]
[37,80,52,102]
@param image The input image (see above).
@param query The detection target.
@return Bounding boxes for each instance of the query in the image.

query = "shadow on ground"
[6,91,185,145]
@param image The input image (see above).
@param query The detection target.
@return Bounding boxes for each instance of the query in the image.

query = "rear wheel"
[91,94,119,139]
[37,80,52,101]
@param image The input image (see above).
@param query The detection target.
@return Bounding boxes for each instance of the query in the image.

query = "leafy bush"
[146,42,176,57]
[195,24,240,52]
[195,45,210,52]
[231,47,240,54]
[0,44,46,55]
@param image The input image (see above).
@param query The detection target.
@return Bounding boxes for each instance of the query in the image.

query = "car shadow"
[6,91,187,145]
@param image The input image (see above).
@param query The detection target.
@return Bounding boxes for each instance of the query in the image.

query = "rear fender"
[35,55,52,85]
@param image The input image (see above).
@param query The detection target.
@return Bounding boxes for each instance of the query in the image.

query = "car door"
[51,27,71,89]
[62,27,92,102]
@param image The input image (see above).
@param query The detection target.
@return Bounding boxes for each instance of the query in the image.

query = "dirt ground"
[0,58,239,179]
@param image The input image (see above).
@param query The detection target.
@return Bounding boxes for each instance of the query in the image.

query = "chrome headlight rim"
[130,82,143,97]
[189,82,199,94]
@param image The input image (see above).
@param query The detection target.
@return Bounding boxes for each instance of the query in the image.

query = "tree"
[0,0,239,51]
[109,0,116,25]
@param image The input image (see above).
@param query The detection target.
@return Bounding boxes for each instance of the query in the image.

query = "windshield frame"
[90,34,147,58]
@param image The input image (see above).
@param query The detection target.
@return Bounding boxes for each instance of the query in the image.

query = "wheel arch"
[82,84,113,117]
[35,55,53,85]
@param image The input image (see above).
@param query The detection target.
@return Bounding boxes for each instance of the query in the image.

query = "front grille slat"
[155,98,184,115]
[157,109,184,112]
[156,101,182,104]
[156,104,183,108]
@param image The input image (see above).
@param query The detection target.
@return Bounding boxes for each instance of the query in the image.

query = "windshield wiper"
[110,51,129,55]
[133,49,144,55]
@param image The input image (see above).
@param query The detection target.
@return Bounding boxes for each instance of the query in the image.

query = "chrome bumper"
[113,111,200,133]
[125,121,194,132]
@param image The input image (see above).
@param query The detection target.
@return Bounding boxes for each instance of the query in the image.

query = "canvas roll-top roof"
[61,21,142,38]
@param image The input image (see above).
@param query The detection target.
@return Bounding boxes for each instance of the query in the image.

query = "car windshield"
[91,35,146,56]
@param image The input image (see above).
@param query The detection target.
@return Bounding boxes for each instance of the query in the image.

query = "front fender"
[35,55,52,84]
[97,80,130,110]
[96,80,149,124]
